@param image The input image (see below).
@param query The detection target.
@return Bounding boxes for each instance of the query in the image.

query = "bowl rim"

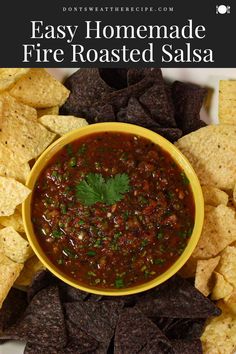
[22,122,204,296]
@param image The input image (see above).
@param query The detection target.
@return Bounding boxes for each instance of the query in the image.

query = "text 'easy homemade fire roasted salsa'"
[31,132,195,289]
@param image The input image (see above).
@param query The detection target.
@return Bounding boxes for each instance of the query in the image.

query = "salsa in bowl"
[23,123,204,296]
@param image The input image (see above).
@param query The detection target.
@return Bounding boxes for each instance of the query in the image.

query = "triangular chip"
[202,185,229,206]
[10,69,70,108]
[216,246,236,288]
[191,205,236,259]
[0,253,23,308]
[14,256,45,287]
[37,106,59,118]
[0,227,33,263]
[0,94,56,161]
[0,93,37,121]
[201,301,236,354]
[175,125,236,190]
[38,115,88,136]
[211,272,233,301]
[219,80,236,125]
[2,286,67,349]
[195,256,220,296]
[0,209,24,233]
[233,182,236,208]
[0,69,30,92]
[0,143,30,183]
[0,177,31,216]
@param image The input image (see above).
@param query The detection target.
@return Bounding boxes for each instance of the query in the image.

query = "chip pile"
[175,88,236,353]
[60,68,207,142]
[0,272,220,353]
[0,68,88,309]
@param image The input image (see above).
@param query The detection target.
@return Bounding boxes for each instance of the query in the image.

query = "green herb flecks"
[76,173,130,206]
[115,277,124,288]
[87,250,96,256]
[180,171,190,185]
[51,229,64,238]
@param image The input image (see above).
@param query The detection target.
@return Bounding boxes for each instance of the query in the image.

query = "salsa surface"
[32,132,195,289]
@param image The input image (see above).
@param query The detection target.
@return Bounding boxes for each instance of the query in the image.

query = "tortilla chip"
[15,256,45,287]
[0,93,37,121]
[219,80,236,125]
[0,69,30,92]
[0,94,56,161]
[233,182,236,208]
[0,143,30,183]
[175,125,236,190]
[0,209,24,233]
[195,256,220,296]
[0,227,33,263]
[0,253,23,308]
[38,115,88,136]
[223,291,236,315]
[211,272,234,301]
[191,205,236,259]
[10,69,70,108]
[0,177,31,216]
[201,185,229,206]
[201,301,236,354]
[216,246,236,288]
[37,106,59,118]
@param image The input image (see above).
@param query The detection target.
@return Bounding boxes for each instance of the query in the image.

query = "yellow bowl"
[23,122,204,296]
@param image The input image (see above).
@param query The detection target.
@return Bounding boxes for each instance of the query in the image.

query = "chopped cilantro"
[78,144,87,155]
[66,144,73,156]
[69,157,77,167]
[76,173,130,206]
[115,277,124,288]
[141,239,148,247]
[78,220,85,225]
[180,171,190,185]
[87,250,96,256]
[156,231,164,240]
[62,248,78,259]
[51,229,64,238]
[154,258,165,265]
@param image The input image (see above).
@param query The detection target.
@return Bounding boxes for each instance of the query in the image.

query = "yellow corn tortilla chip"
[216,246,236,288]
[38,115,88,136]
[0,68,30,93]
[0,92,37,121]
[0,176,31,216]
[0,253,23,308]
[233,182,236,208]
[175,125,236,190]
[37,106,59,118]
[0,226,33,263]
[223,291,236,315]
[201,185,229,206]
[211,272,234,301]
[0,209,24,233]
[15,256,45,287]
[201,301,236,354]
[219,80,236,125]
[0,94,56,161]
[10,69,70,108]
[191,205,236,259]
[195,256,220,296]
[0,142,30,183]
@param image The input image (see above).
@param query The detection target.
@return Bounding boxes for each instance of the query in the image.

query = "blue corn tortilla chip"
[58,282,89,302]
[117,97,160,127]
[60,68,115,121]
[139,83,177,127]
[135,275,221,319]
[1,286,67,349]
[27,270,56,303]
[114,308,174,354]
[0,288,27,333]
[171,339,203,354]
[172,81,207,134]
[127,68,162,86]
[65,300,123,344]
[94,104,116,123]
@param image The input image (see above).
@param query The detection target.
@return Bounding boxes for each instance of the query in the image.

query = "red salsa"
[31,132,195,289]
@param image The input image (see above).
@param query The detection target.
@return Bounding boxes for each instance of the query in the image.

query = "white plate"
[1,67,236,354]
